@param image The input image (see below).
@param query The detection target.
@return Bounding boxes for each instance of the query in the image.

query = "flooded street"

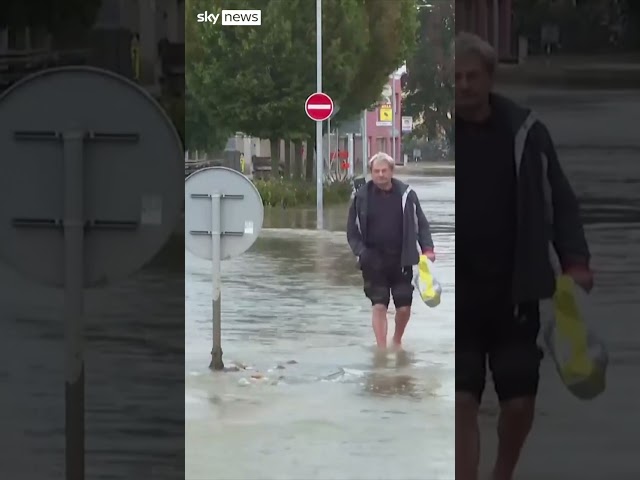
[1,246,185,479]
[185,175,455,480]
[482,87,640,478]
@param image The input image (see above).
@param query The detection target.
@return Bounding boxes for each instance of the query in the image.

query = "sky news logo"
[196,10,261,26]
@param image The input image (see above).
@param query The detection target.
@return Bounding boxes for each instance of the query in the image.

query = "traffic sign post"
[185,167,264,371]
[304,89,334,231]
[0,67,183,480]
[314,0,324,230]
[347,133,354,177]
[361,109,368,177]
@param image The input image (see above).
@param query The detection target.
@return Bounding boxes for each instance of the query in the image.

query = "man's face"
[371,161,393,188]
[455,53,492,112]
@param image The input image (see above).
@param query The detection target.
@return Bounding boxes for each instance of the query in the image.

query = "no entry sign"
[305,92,334,121]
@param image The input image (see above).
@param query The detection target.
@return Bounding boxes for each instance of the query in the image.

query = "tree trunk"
[305,136,315,182]
[292,141,303,180]
[283,140,292,179]
[269,138,280,177]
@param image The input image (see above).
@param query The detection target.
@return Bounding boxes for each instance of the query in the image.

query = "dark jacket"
[491,93,591,302]
[346,178,434,267]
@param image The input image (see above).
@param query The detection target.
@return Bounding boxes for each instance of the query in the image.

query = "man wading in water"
[455,32,593,480]
[347,152,436,351]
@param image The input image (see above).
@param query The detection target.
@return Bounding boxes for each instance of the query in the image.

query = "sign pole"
[362,109,368,177]
[316,0,323,230]
[391,74,396,161]
[186,168,264,372]
[327,117,331,173]
[347,133,354,177]
[210,192,224,371]
[63,131,85,480]
[0,67,185,480]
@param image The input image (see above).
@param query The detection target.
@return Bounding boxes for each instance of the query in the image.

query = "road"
[185,175,455,480]
[479,86,640,478]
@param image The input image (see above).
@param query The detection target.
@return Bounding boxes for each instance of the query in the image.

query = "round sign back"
[0,66,184,288]
[184,167,264,260]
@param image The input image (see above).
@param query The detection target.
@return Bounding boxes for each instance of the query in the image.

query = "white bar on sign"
[221,9,262,26]
[307,105,331,109]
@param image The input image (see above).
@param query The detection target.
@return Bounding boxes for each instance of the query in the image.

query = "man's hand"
[565,265,594,293]
[423,248,436,263]
[358,248,380,270]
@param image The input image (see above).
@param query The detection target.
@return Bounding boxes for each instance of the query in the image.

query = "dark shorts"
[456,289,542,403]
[361,253,414,308]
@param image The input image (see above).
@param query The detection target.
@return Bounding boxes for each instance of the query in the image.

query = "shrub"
[253,177,353,208]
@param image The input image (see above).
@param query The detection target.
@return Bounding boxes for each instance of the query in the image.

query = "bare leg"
[392,305,411,347]
[492,397,535,480]
[371,304,388,349]
[456,392,481,480]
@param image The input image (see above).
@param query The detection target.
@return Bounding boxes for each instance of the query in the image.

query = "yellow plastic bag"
[412,254,442,308]
[541,274,608,400]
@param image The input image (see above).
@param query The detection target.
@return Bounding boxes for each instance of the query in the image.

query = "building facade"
[331,74,403,168]
[365,74,403,164]
[456,0,514,59]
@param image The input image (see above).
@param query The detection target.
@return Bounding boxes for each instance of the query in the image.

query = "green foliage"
[186,0,417,149]
[253,178,353,208]
[334,0,418,121]
[403,0,454,144]
[186,0,367,150]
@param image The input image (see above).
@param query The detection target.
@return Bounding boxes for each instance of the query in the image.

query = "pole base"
[209,348,224,371]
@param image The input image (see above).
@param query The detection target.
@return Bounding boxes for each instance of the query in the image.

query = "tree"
[402,0,454,145]
[333,0,418,121]
[186,0,417,178]
[186,0,366,161]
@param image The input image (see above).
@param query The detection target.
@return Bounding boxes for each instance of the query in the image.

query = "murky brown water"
[185,175,455,480]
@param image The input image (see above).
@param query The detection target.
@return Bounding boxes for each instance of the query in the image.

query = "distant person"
[346,152,436,351]
[455,32,593,480]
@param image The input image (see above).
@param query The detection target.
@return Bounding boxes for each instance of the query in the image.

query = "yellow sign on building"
[377,104,392,126]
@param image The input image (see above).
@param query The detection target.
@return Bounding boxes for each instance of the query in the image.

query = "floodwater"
[0,240,185,479]
[480,87,640,478]
[185,175,455,480]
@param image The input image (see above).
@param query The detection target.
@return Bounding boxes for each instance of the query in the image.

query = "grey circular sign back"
[185,167,263,260]
[0,67,184,288]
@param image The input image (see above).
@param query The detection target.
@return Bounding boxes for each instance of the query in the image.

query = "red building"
[456,0,514,59]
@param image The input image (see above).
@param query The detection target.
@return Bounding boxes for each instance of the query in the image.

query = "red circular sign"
[305,92,334,121]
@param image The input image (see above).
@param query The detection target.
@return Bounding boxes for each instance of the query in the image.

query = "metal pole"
[63,131,85,480]
[210,193,224,370]
[362,109,368,177]
[315,0,323,229]
[391,74,396,162]
[327,117,331,173]
[347,133,354,177]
